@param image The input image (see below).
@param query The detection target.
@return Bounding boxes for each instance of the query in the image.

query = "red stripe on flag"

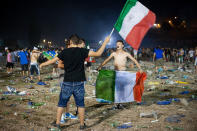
[125,10,156,50]
[133,72,147,102]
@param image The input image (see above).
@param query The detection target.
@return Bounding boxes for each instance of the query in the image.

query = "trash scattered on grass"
[157,100,171,105]
[176,81,189,84]
[165,114,185,123]
[166,126,184,130]
[179,91,189,95]
[110,121,119,127]
[140,111,157,118]
[180,98,189,106]
[37,81,47,85]
[6,86,16,93]
[117,124,132,129]
[148,81,160,85]
[96,98,112,104]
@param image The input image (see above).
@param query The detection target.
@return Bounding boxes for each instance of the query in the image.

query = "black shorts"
[6,62,14,68]
[21,64,29,71]
[30,64,40,76]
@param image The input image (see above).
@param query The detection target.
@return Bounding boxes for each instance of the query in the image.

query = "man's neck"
[116,49,124,53]
[69,43,80,48]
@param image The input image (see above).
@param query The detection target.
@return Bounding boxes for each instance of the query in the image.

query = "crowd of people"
[0,36,197,130]
[105,46,197,73]
[1,45,197,75]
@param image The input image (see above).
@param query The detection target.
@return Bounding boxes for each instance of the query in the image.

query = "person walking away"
[153,46,166,72]
[18,49,29,78]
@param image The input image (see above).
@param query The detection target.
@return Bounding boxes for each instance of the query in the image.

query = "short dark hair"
[69,34,80,45]
[79,38,85,44]
[65,39,70,48]
[156,46,161,49]
[116,40,124,46]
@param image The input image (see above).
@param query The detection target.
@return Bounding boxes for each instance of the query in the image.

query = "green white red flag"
[114,0,156,50]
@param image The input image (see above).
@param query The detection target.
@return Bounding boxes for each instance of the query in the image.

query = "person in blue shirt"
[153,46,166,72]
[18,49,29,78]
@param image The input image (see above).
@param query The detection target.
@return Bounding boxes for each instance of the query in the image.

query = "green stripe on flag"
[114,0,137,32]
[96,70,116,102]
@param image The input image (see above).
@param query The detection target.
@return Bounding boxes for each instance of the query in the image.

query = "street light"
[43,39,46,43]
[153,23,161,29]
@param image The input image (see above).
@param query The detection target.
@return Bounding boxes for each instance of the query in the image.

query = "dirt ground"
[0,59,197,131]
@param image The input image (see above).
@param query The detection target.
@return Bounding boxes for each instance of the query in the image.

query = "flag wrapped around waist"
[96,70,146,103]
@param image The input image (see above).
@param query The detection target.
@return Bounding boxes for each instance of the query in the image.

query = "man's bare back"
[31,51,40,64]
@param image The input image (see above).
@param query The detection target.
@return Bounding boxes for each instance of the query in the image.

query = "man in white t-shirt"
[188,48,194,63]
[179,48,184,64]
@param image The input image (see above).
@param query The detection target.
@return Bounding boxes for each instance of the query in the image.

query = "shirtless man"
[97,40,142,108]
[30,47,41,83]
[97,40,142,72]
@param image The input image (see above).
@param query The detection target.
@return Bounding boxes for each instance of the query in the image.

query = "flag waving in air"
[114,0,156,50]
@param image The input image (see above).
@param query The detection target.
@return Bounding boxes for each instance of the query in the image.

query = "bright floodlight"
[99,40,103,45]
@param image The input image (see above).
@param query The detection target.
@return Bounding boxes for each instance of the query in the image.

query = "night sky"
[0,0,196,46]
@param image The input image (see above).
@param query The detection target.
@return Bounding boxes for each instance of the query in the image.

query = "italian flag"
[96,70,146,103]
[114,0,156,50]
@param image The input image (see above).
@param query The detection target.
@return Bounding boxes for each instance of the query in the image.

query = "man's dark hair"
[156,46,161,49]
[116,40,124,46]
[69,34,80,45]
[79,38,85,44]
[65,39,70,48]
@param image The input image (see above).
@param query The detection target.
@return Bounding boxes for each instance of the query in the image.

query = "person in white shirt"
[188,48,194,63]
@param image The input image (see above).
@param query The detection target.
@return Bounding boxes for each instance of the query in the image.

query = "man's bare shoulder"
[124,51,131,56]
[111,52,116,56]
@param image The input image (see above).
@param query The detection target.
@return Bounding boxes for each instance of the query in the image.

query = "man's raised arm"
[88,36,110,57]
[97,53,114,70]
[40,57,60,68]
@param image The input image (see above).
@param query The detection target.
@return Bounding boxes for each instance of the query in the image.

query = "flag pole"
[109,28,114,37]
